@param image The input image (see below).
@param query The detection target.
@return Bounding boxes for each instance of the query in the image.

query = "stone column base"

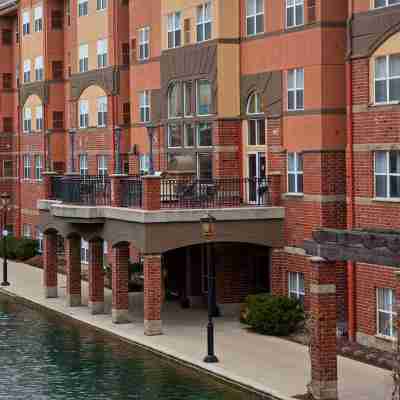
[66,294,81,307]
[310,380,338,400]
[144,319,162,336]
[44,286,58,298]
[88,301,104,315]
[112,308,130,324]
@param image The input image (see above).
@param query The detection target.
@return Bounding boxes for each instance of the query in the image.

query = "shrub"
[0,237,39,261]
[241,293,305,336]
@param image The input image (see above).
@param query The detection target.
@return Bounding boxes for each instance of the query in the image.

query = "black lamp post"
[146,123,157,175]
[200,213,218,363]
[69,128,76,173]
[1,192,11,287]
[114,126,122,174]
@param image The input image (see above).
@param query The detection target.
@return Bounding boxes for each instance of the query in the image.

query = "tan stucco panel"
[79,85,107,127]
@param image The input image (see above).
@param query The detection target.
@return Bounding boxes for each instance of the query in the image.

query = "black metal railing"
[121,176,143,208]
[52,175,111,206]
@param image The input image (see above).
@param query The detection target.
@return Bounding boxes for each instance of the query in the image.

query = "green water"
[0,295,266,400]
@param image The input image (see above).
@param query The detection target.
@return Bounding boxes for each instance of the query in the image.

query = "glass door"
[248,152,266,203]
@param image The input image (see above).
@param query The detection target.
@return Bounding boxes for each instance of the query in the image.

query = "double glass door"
[248,152,266,203]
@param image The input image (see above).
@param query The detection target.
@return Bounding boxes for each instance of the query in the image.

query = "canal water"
[0,295,265,400]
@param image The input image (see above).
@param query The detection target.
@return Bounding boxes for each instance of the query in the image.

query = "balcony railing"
[121,176,143,208]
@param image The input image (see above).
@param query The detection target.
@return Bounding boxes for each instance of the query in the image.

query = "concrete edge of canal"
[0,288,295,400]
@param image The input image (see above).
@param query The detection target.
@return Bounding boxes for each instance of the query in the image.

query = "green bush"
[241,293,305,336]
[0,237,39,261]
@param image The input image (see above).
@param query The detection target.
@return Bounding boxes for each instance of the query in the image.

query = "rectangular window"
[286,0,304,28]
[374,0,400,8]
[51,10,63,30]
[123,102,130,124]
[79,100,89,128]
[97,39,107,69]
[35,56,44,81]
[197,152,212,180]
[138,26,150,61]
[3,118,13,132]
[23,224,32,238]
[79,154,88,176]
[23,155,31,178]
[3,160,13,177]
[37,229,43,253]
[52,61,63,80]
[22,11,30,35]
[248,119,265,145]
[184,18,191,44]
[97,96,107,127]
[23,107,32,133]
[3,73,12,89]
[287,68,304,111]
[375,151,400,198]
[122,42,130,65]
[197,80,212,115]
[184,123,195,147]
[2,29,12,45]
[53,111,64,129]
[139,90,150,123]
[287,152,303,193]
[96,0,107,11]
[36,105,43,130]
[140,153,150,174]
[34,154,42,180]
[78,0,88,17]
[374,55,400,104]
[197,122,212,147]
[168,124,182,148]
[167,12,181,49]
[81,239,89,264]
[184,81,193,117]
[97,155,108,176]
[246,0,264,36]
[34,6,43,32]
[377,287,396,338]
[79,44,89,72]
[197,2,212,42]
[23,59,31,83]
[288,271,305,305]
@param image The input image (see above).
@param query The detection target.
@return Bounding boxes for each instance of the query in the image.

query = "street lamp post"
[1,192,11,287]
[114,126,122,174]
[200,213,218,363]
[146,123,157,175]
[69,128,76,173]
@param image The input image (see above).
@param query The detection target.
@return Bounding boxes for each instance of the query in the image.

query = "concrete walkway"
[0,260,393,400]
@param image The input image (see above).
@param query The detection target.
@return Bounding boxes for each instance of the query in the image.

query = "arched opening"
[23,94,43,134]
[78,85,108,129]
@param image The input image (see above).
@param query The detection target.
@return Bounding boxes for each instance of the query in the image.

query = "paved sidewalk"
[0,260,393,400]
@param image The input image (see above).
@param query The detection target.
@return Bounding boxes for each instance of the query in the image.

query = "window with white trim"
[139,90,150,122]
[97,39,107,69]
[197,80,211,115]
[374,54,400,104]
[97,155,108,176]
[79,44,89,72]
[375,151,400,198]
[197,2,212,42]
[184,123,195,147]
[97,96,107,127]
[78,0,88,17]
[23,155,31,178]
[103,240,108,254]
[168,82,180,118]
[247,92,265,145]
[167,11,181,49]
[287,152,303,193]
[79,154,88,176]
[96,0,106,11]
[288,271,305,305]
[79,100,89,128]
[23,224,32,238]
[286,0,304,28]
[168,124,182,148]
[37,229,43,253]
[36,105,43,130]
[140,154,150,174]
[374,0,400,8]
[34,154,42,180]
[197,122,212,147]
[377,287,397,338]
[287,68,304,111]
[22,11,30,35]
[246,0,264,36]
[23,107,32,133]
[34,6,43,32]
[184,81,193,117]
[81,239,89,264]
[35,56,44,81]
[138,26,150,61]
[23,59,31,83]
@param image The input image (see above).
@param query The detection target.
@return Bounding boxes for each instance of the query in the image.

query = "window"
[197,80,212,115]
[23,107,32,133]
[51,10,63,30]
[122,42,130,65]
[52,61,63,80]
[22,11,30,35]
[374,0,400,8]
[3,160,13,177]
[2,29,12,45]
[287,152,303,193]
[167,12,181,49]
[34,155,42,180]
[197,122,212,147]
[97,155,108,176]
[37,229,43,253]
[79,154,88,176]
[79,100,89,128]
[138,27,150,61]
[23,59,31,83]
[184,18,191,45]
[168,82,180,118]
[247,92,261,115]
[123,102,130,124]
[81,239,89,264]
[184,124,195,147]
[79,44,89,72]
[97,96,107,127]
[287,68,304,111]
[78,0,88,17]
[374,55,400,104]
[97,39,107,68]
[23,224,32,238]
[97,0,106,11]
[197,2,212,42]
[375,151,400,198]
[286,0,304,28]
[66,0,71,25]
[168,124,182,148]
[377,288,396,338]
[53,111,64,129]
[288,271,305,305]
[246,0,264,36]
[184,81,193,117]
[139,90,150,122]
[36,105,43,130]
[3,73,12,89]
[34,6,43,32]
[23,155,31,178]
[3,118,12,132]
[140,154,150,174]
[35,56,44,81]
[197,153,212,180]
[248,120,265,145]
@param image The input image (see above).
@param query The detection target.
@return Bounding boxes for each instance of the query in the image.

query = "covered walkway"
[0,260,392,400]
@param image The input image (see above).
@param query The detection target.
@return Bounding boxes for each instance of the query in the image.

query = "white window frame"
[35,56,44,81]
[23,224,32,238]
[196,79,212,116]
[138,26,150,61]
[97,96,107,127]
[23,154,31,179]
[286,0,304,29]
[78,0,88,17]
[288,271,305,304]
[35,105,43,131]
[23,59,31,83]
[81,238,89,264]
[97,39,107,69]
[197,122,213,148]
[167,124,182,148]
[139,90,151,123]
[374,55,400,105]
[97,155,108,176]
[34,154,42,180]
[23,107,32,133]
[247,92,262,115]
[196,2,212,43]
[22,10,30,35]
[167,11,181,49]
[184,123,195,147]
[96,0,107,11]
[79,154,88,176]
[377,287,397,339]
[37,229,43,253]
[246,0,264,37]
[79,44,89,72]
[79,100,89,128]
[140,153,150,174]
[374,151,400,199]
[287,68,304,111]
[287,152,303,194]
[34,6,43,32]
[374,0,400,9]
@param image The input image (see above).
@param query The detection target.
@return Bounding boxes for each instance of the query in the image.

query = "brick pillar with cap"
[88,239,104,314]
[143,254,162,335]
[43,231,58,298]
[112,243,130,323]
[65,236,81,307]
[142,176,161,210]
[111,174,127,207]
[309,256,338,400]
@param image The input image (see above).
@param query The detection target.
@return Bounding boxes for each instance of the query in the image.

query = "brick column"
[111,174,127,207]
[271,248,285,296]
[43,232,58,298]
[42,171,58,199]
[142,176,161,210]
[309,256,338,400]
[112,243,130,323]
[143,254,162,335]
[65,236,81,307]
[88,239,104,314]
[267,172,282,206]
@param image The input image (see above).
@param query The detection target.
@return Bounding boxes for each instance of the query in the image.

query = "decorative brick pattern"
[43,232,58,298]
[65,236,81,307]
[88,239,104,314]
[142,176,161,210]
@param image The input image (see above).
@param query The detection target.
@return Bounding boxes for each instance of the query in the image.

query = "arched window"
[246,92,262,115]
[246,92,265,146]
[168,82,180,118]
